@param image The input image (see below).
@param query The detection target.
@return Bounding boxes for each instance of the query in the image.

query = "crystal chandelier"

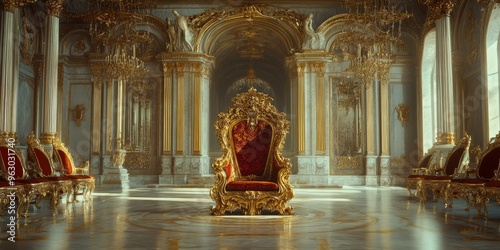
[335,0,412,86]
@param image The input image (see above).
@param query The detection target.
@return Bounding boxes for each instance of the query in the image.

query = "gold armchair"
[210,87,294,215]
[406,150,436,198]
[420,134,471,206]
[52,138,95,202]
[450,132,500,217]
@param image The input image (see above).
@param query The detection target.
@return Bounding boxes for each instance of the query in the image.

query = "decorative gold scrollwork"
[71,104,86,127]
[396,103,410,128]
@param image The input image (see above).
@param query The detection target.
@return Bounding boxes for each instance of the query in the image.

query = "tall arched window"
[421,30,438,152]
[486,4,500,139]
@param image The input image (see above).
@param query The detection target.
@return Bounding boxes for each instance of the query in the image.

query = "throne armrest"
[75,160,90,175]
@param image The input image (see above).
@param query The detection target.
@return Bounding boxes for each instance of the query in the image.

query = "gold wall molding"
[124,153,152,170]
[336,155,362,170]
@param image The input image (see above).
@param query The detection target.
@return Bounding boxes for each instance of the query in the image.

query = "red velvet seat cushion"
[44,176,71,181]
[408,175,427,179]
[484,181,500,188]
[451,179,486,184]
[64,175,94,179]
[423,176,452,181]
[15,178,51,184]
[226,181,279,192]
[485,181,500,187]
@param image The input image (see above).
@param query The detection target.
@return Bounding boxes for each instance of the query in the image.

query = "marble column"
[425,0,456,146]
[159,52,214,185]
[1,1,36,142]
[0,3,15,140]
[0,1,17,139]
[365,80,380,186]
[40,0,63,146]
[286,50,331,186]
[424,0,457,160]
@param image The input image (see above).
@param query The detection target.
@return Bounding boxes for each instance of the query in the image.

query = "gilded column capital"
[45,0,63,17]
[313,62,326,77]
[421,0,455,25]
[40,132,57,144]
[297,62,306,77]
[1,0,36,12]
[0,0,15,12]
[163,63,175,78]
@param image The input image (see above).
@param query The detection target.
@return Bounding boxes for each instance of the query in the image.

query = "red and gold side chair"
[210,87,294,215]
[450,132,500,217]
[406,149,436,198]
[52,138,95,202]
[0,138,52,217]
[27,132,73,210]
[420,134,471,207]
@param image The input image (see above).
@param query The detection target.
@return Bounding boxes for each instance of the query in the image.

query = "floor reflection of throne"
[210,87,294,215]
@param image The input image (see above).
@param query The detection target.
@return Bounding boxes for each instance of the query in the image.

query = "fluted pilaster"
[40,0,63,144]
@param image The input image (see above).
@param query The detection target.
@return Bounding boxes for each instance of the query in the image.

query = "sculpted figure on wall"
[302,13,321,49]
[169,10,197,52]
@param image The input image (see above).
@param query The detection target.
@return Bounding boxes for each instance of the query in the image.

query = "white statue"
[172,10,195,51]
[302,13,320,49]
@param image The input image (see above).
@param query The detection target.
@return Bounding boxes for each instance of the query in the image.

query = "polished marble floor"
[1,185,500,249]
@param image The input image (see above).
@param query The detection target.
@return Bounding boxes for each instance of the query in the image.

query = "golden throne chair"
[420,133,471,206]
[210,87,294,215]
[52,137,95,202]
[406,150,436,198]
[450,132,500,217]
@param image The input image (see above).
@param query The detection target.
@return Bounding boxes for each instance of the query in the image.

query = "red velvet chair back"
[27,132,55,177]
[32,148,54,177]
[418,152,434,169]
[56,149,73,175]
[441,134,471,176]
[231,120,273,179]
[443,147,465,176]
[477,147,500,181]
[53,139,75,175]
[0,143,27,180]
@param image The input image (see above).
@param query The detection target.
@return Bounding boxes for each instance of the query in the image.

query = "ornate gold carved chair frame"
[210,87,294,215]
[450,132,500,217]
[0,138,51,217]
[52,137,95,202]
[0,140,28,217]
[27,132,73,210]
[406,150,436,198]
[420,134,471,207]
